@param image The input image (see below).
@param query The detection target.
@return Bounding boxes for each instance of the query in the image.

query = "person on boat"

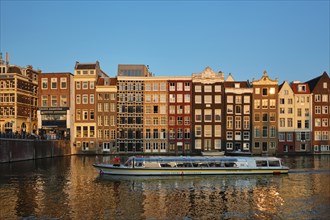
[113,156,121,167]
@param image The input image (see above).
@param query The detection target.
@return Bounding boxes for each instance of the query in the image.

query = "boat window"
[224,162,237,167]
[256,160,268,167]
[198,163,209,167]
[160,163,172,167]
[268,160,280,167]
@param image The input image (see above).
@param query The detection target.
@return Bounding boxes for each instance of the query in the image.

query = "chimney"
[6,52,9,65]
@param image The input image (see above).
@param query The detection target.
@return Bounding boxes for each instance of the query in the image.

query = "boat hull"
[93,164,289,176]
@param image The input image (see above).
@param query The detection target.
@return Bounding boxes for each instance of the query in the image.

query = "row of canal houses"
[0,54,329,155]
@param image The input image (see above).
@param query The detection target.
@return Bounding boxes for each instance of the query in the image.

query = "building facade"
[306,72,330,154]
[223,74,253,153]
[252,71,278,155]
[73,61,107,153]
[37,72,73,139]
[0,53,39,136]
[167,78,192,155]
[144,78,168,153]
[192,67,224,153]
[291,81,312,153]
[96,77,117,153]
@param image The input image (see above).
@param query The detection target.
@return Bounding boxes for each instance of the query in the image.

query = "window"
[215,109,221,122]
[315,95,321,102]
[195,109,202,122]
[204,85,212,92]
[323,82,328,89]
[51,78,57,89]
[215,125,221,137]
[76,95,81,104]
[169,82,175,91]
[270,113,276,122]
[254,127,260,138]
[82,82,88,89]
[76,110,81,121]
[243,105,250,114]
[51,96,57,107]
[227,116,233,129]
[42,96,48,107]
[226,142,233,150]
[90,94,94,104]
[243,131,249,140]
[322,106,328,114]
[184,105,190,114]
[227,96,233,103]
[235,105,241,114]
[42,78,48,89]
[254,100,260,109]
[235,96,242,104]
[60,95,67,106]
[262,99,268,109]
[235,116,241,129]
[243,116,250,129]
[322,118,328,127]
[82,94,88,104]
[145,83,151,91]
[254,113,260,122]
[270,126,276,137]
[262,88,268,96]
[255,88,260,94]
[184,116,190,125]
[315,106,321,114]
[215,85,221,92]
[226,131,233,140]
[269,99,276,109]
[204,109,212,122]
[215,95,221,104]
[184,82,190,91]
[315,118,321,127]
[227,105,233,114]
[279,132,285,141]
[322,95,328,102]
[280,118,285,127]
[288,118,293,127]
[262,113,268,122]
[280,98,285,104]
[177,105,183,114]
[184,94,191,103]
[269,87,275,94]
[169,94,175,103]
[60,77,67,89]
[83,110,88,120]
[90,82,94,89]
[177,94,183,102]
[262,126,268,137]
[195,126,202,137]
[204,95,212,104]
[177,82,183,91]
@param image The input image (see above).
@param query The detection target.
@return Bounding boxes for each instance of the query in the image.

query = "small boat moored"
[93,156,289,176]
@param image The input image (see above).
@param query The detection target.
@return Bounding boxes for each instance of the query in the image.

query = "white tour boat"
[93,156,289,176]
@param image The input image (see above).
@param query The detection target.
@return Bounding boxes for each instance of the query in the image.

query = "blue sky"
[1,0,329,82]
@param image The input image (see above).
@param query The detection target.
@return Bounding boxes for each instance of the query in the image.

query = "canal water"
[0,155,329,220]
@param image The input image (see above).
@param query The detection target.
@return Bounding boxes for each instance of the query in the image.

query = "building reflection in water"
[0,156,329,219]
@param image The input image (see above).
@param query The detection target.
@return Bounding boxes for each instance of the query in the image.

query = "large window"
[42,78,48,89]
[51,78,57,89]
[60,77,67,89]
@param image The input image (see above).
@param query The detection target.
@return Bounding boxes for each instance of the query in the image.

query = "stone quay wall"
[0,139,71,163]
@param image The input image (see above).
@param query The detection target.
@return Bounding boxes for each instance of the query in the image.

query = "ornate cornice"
[192,67,224,84]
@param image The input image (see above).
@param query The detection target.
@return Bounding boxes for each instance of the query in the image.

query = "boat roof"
[127,156,281,163]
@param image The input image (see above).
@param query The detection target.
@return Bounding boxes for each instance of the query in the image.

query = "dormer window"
[298,85,306,92]
[234,83,240,88]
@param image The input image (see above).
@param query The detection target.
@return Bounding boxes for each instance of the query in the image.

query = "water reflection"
[0,155,329,219]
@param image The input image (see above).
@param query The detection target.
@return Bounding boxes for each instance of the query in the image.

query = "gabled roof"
[305,71,329,92]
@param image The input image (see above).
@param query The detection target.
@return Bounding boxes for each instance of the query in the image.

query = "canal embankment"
[0,139,71,163]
